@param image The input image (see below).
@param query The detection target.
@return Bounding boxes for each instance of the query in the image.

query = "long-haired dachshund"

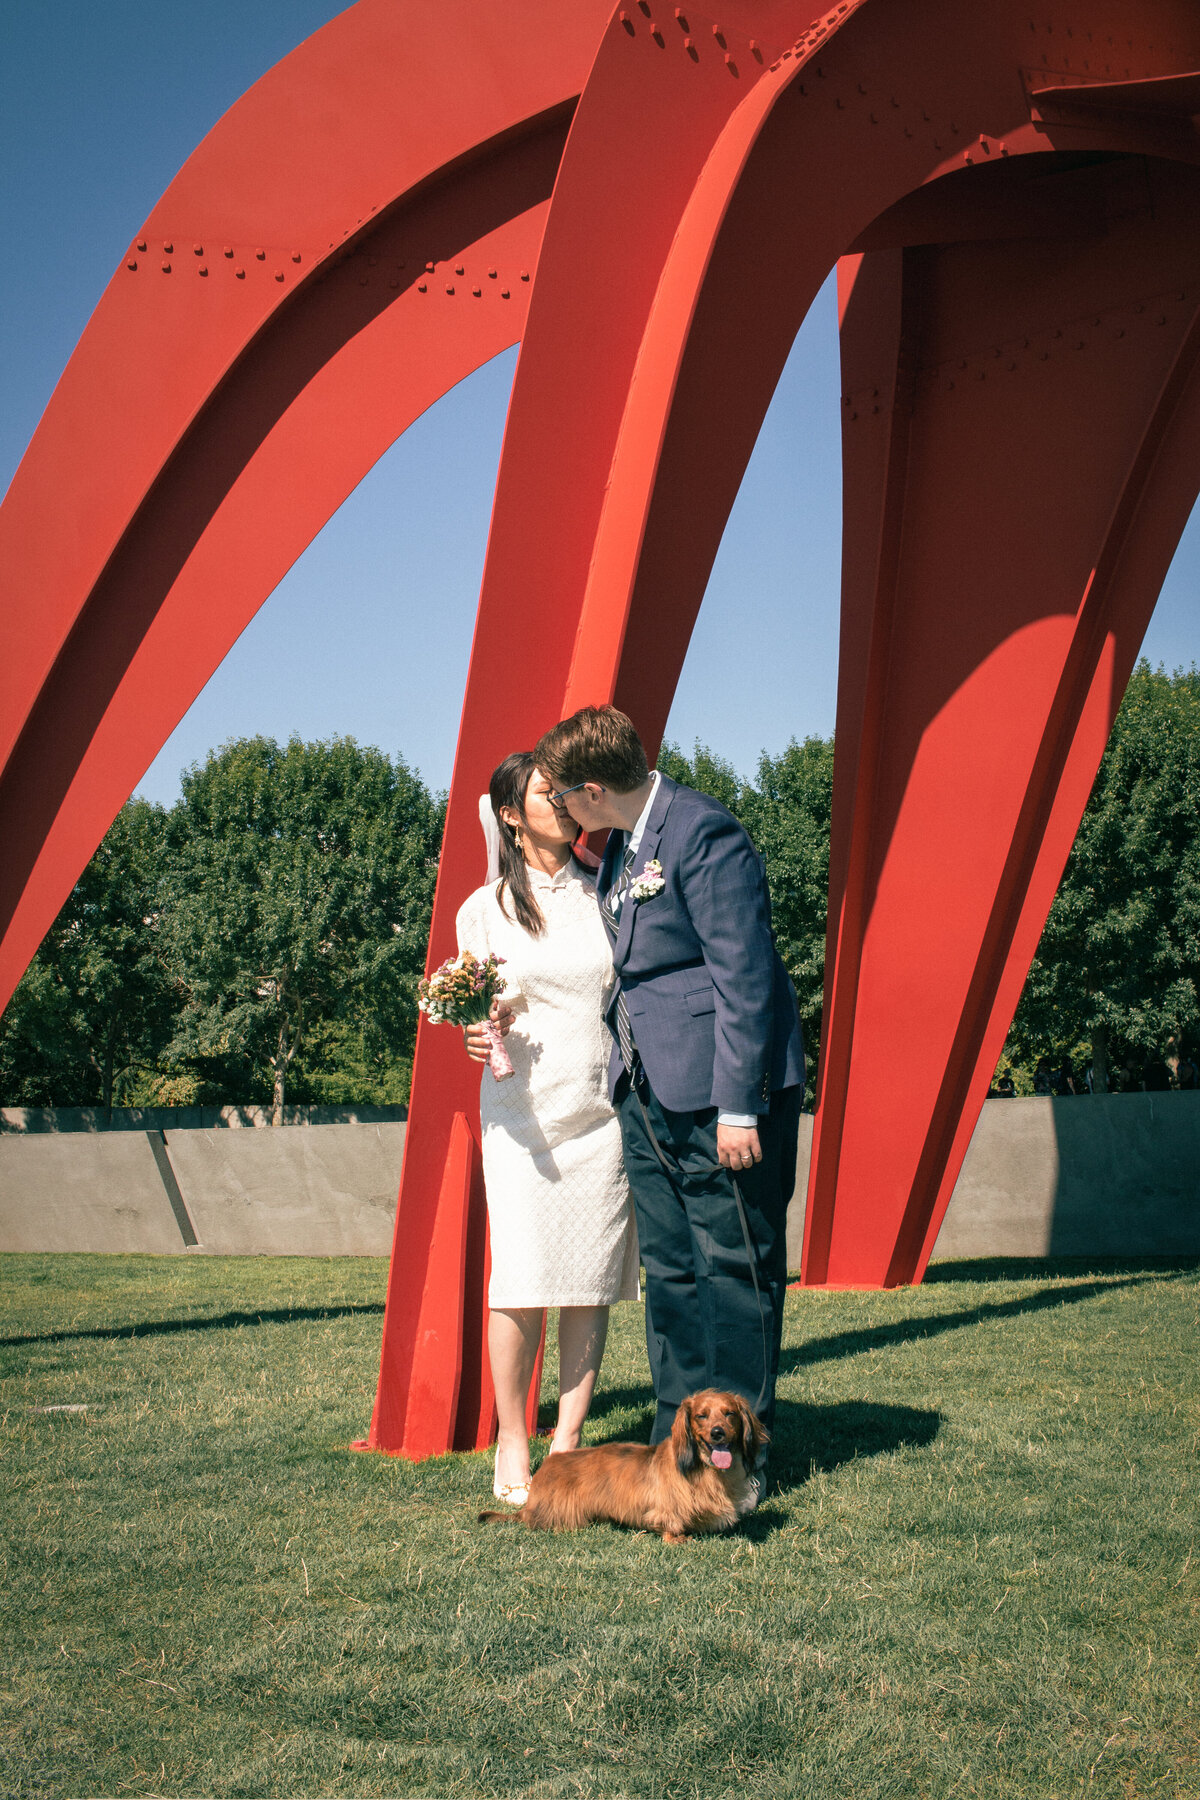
[479,1390,768,1544]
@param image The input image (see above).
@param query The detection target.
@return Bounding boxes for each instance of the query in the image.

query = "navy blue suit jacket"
[598,774,804,1115]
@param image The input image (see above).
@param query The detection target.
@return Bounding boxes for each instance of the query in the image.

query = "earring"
[513,826,523,851]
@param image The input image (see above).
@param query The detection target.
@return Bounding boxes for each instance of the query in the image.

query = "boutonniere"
[630,859,665,902]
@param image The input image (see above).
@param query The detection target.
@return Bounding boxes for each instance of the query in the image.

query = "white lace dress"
[455,862,639,1308]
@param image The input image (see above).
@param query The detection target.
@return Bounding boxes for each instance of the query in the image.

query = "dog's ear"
[738,1400,770,1470]
[672,1398,698,1475]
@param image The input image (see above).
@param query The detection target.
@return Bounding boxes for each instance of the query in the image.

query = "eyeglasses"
[549,781,604,806]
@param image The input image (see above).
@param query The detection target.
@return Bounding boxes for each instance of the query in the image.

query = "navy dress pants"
[615,1072,802,1444]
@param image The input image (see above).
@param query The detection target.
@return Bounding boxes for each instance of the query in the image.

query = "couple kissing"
[457,705,804,1510]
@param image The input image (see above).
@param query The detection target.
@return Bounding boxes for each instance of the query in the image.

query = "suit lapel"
[612,774,677,971]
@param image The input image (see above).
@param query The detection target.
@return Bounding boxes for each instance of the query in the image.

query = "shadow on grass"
[778,1272,1161,1376]
[0,1301,385,1350]
[577,1271,1161,1433]
[769,1397,942,1489]
[925,1254,1200,1283]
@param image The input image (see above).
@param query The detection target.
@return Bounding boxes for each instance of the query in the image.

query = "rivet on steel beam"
[275,271,285,282]
[686,37,698,57]
[964,152,974,164]
[389,278,399,290]
[455,264,464,275]
[360,276,369,287]
[1157,315,1167,325]
[750,38,762,59]
[235,267,245,279]
[199,263,209,276]
[858,82,867,93]
[488,267,497,278]
[1114,327,1125,338]
[163,240,173,253]
[620,11,634,32]
[999,142,1008,155]
[368,255,378,267]
[224,246,233,258]
[725,52,736,68]
[674,5,686,17]
[256,248,265,260]
[445,284,455,294]
[136,238,147,252]
[638,0,651,13]
[520,270,530,281]
[417,281,427,292]
[193,243,203,255]
[650,23,663,44]
[473,286,481,297]
[292,252,302,263]
[501,288,510,298]
[712,23,724,40]
[126,259,137,272]
[161,261,171,273]
[426,261,435,272]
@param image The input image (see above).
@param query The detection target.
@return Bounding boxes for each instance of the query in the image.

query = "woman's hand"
[463,998,515,1062]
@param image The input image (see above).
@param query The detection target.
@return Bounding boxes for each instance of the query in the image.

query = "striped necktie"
[600,842,638,1072]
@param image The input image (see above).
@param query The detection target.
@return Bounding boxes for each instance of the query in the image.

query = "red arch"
[2,0,1198,1455]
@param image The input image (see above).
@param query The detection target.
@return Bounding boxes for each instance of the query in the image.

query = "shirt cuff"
[717,1112,757,1128]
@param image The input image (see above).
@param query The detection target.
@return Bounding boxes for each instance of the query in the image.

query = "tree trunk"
[1090,1022,1109,1094]
[272,1018,287,1126]
[102,1029,115,1123]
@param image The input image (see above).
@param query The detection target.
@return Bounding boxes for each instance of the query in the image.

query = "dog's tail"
[477,1508,524,1524]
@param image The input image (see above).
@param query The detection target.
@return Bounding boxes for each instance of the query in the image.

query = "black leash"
[632,1077,771,1419]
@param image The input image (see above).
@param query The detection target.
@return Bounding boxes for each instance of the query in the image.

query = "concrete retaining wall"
[1,1094,1196,1263]
[785,1092,1199,1267]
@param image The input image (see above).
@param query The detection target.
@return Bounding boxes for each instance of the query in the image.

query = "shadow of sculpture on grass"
[778,1273,1170,1379]
[0,1300,386,1351]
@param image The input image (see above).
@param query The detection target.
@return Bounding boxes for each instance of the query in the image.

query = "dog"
[479,1390,768,1544]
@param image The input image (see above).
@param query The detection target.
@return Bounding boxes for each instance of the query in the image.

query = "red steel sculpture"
[2,2,1199,1455]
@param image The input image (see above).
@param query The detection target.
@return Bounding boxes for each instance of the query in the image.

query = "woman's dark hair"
[490,752,546,937]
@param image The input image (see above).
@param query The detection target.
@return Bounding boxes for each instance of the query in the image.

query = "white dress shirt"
[615,772,757,1128]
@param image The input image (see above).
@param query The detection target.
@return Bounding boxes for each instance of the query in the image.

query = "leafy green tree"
[161,736,442,1121]
[1004,662,1200,1088]
[741,737,835,1095]
[0,799,174,1111]
[658,736,834,1102]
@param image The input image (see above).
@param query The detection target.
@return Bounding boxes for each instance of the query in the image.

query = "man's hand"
[463,999,515,1063]
[717,1123,762,1172]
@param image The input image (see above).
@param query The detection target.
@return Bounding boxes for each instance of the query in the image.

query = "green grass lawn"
[1,1252,1197,1799]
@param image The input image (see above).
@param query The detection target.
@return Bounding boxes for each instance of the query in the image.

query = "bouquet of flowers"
[418,950,514,1081]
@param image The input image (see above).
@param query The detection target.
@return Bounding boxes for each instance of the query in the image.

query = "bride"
[457,753,638,1505]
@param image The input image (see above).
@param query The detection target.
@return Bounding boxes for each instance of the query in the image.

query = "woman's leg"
[489,1306,544,1489]
[550,1305,610,1452]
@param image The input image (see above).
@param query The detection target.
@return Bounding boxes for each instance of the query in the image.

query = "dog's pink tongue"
[711,1448,733,1469]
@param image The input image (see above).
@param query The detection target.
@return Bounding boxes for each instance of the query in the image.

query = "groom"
[534,705,804,1464]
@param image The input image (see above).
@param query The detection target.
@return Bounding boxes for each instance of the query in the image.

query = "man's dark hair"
[535,705,649,794]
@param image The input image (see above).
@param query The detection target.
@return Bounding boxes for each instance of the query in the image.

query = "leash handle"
[632,1081,770,1419]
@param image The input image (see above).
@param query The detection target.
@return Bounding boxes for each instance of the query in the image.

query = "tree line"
[1,663,1196,1115]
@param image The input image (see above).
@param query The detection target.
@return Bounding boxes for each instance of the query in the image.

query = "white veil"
[479,794,502,883]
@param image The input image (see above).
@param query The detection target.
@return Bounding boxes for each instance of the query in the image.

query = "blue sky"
[2,1,1196,808]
